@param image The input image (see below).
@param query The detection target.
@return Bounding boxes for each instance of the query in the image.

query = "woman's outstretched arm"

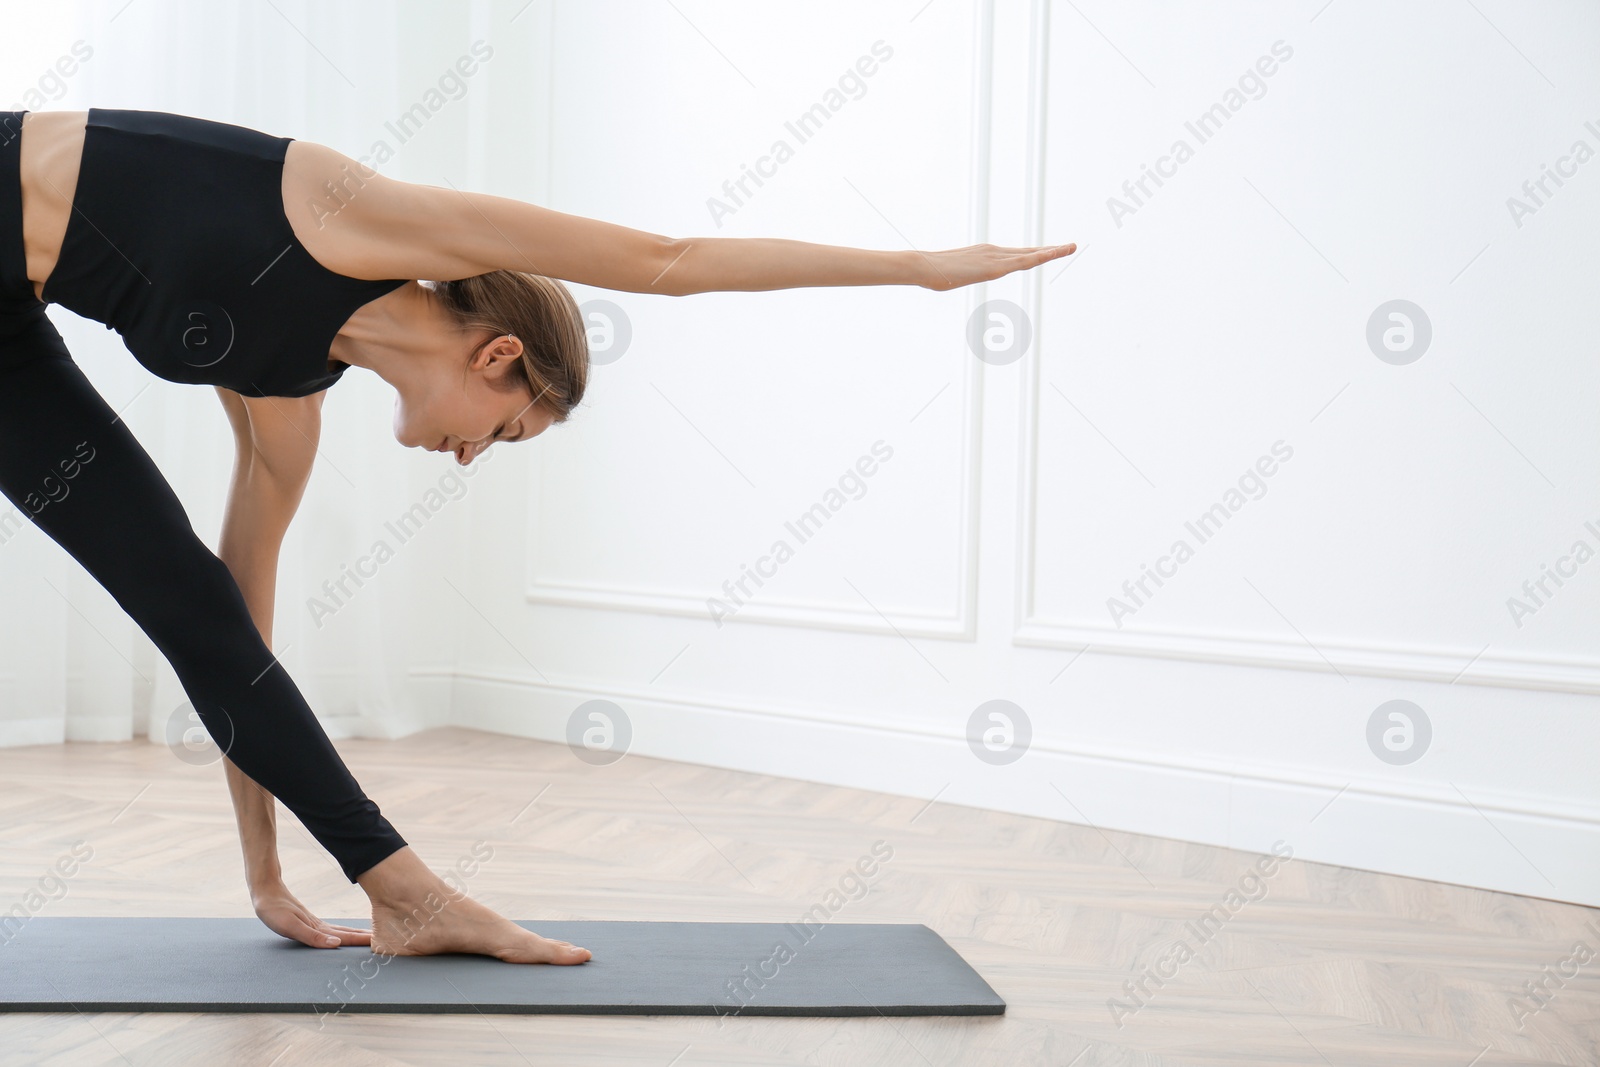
[294,142,1073,295]
[643,237,1078,294]
[389,181,1075,295]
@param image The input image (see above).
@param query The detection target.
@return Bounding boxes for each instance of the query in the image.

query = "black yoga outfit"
[0,108,410,882]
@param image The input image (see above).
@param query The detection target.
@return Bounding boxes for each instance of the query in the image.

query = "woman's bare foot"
[357,846,590,964]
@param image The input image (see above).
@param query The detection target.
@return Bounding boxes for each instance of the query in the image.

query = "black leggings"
[0,115,406,883]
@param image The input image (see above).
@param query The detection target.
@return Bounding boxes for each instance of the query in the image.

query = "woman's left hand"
[913,242,1077,291]
[252,882,373,949]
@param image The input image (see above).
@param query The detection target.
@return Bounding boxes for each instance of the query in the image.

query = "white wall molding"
[1010,0,1055,648]
[520,579,973,638]
[523,0,998,644]
[1013,618,1600,695]
[1003,0,1600,697]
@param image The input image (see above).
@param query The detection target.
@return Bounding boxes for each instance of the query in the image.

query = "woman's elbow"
[646,236,695,297]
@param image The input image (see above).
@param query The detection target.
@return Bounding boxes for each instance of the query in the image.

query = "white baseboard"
[429,667,1600,908]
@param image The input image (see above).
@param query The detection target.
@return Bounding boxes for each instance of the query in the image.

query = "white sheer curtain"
[0,0,517,748]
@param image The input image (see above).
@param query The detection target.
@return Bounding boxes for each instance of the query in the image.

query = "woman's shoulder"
[282,138,470,283]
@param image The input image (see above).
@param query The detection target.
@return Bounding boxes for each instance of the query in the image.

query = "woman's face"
[392,331,556,465]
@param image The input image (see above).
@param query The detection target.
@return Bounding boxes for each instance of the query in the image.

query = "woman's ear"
[468,333,524,373]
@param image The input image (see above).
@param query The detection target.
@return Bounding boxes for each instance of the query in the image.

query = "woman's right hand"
[252,882,372,949]
[914,242,1077,291]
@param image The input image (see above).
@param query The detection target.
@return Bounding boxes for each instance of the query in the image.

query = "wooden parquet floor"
[0,726,1595,1066]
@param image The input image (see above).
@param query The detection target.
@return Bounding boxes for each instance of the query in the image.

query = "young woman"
[1,107,1074,964]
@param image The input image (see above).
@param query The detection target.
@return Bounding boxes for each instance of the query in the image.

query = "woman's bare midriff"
[17,109,403,304]
[17,110,87,303]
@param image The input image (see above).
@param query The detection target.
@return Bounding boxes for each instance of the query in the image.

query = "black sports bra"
[40,108,408,398]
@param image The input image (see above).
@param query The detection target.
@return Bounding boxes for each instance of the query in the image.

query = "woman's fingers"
[303,922,342,947]
[915,242,1077,290]
[289,909,353,947]
[973,243,1076,255]
[1013,245,1072,260]
[278,917,340,948]
[314,922,372,946]
[950,242,1076,255]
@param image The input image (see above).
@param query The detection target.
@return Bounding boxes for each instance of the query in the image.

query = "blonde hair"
[430,272,589,422]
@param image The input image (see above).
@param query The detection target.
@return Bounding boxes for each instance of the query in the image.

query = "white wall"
[1,0,1594,907]
[444,0,1600,907]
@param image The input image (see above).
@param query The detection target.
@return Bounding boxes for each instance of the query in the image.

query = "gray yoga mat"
[0,918,1004,1016]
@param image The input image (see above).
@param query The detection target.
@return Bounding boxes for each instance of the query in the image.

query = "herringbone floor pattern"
[0,726,1594,1065]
